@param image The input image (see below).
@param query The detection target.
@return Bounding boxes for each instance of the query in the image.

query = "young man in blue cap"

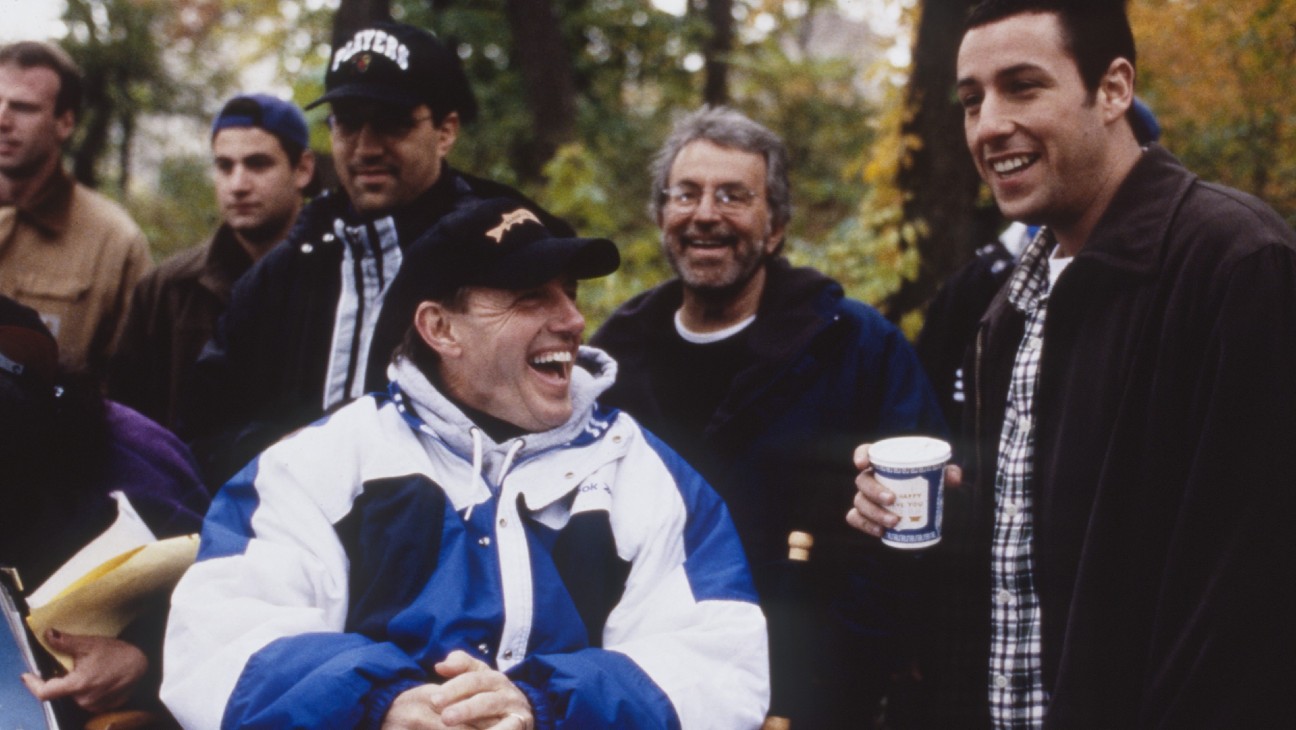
[161,199,768,729]
[181,21,571,489]
[109,94,314,431]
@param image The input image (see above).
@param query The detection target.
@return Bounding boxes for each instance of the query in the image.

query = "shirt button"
[478,536,491,546]
[564,471,575,479]
[994,674,1009,689]
[300,243,314,254]
[997,589,1013,605]
[1019,415,1033,432]
[1004,502,1020,518]
[478,643,490,655]
[502,649,514,660]
[498,518,508,528]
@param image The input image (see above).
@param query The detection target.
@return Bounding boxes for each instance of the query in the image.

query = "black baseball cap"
[306,21,478,123]
[392,199,620,315]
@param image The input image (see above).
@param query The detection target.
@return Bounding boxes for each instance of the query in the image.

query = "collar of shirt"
[9,165,75,237]
[1004,226,1055,314]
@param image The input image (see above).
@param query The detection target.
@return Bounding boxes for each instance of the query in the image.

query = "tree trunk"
[504,0,579,181]
[117,105,134,193]
[71,71,110,189]
[886,0,998,320]
[333,0,393,48]
[703,0,733,105]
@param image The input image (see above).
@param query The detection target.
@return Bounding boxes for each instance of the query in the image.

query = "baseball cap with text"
[306,21,478,123]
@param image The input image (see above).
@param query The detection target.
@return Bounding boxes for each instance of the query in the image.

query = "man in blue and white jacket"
[161,198,769,730]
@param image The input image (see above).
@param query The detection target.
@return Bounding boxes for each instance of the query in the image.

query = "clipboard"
[0,567,61,730]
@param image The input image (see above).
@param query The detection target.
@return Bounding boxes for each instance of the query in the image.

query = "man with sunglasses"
[181,21,569,488]
[591,106,944,728]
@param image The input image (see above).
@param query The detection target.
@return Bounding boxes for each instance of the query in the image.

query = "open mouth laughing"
[528,349,574,384]
[991,153,1039,176]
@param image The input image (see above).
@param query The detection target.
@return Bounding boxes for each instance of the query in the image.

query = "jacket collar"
[336,161,463,247]
[1076,143,1197,277]
[390,346,617,468]
[607,256,841,363]
[11,164,74,237]
[197,224,256,303]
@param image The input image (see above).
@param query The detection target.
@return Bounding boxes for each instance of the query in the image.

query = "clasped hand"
[382,650,534,730]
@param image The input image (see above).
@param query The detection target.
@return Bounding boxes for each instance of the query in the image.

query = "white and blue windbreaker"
[161,348,769,729]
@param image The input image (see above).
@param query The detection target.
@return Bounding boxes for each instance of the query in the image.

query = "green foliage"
[129,154,220,263]
[390,0,885,329]
[1132,0,1296,227]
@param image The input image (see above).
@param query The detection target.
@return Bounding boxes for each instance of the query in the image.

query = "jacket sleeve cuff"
[513,679,556,730]
[360,678,424,730]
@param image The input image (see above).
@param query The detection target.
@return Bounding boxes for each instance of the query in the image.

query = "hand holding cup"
[848,438,962,547]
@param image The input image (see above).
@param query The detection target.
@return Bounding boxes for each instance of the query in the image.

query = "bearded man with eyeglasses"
[180,21,571,489]
[591,105,945,728]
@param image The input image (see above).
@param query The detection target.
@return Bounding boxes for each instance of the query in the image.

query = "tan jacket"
[0,166,151,379]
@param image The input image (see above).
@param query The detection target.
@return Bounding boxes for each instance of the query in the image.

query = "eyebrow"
[957,62,1048,90]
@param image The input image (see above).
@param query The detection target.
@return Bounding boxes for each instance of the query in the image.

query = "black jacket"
[593,258,945,727]
[109,224,251,430]
[962,145,1296,728]
[179,165,569,488]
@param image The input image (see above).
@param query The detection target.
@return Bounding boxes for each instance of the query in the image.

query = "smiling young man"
[848,1,1296,727]
[0,41,150,382]
[109,94,314,430]
[161,199,769,730]
[181,21,571,488]
[592,106,943,727]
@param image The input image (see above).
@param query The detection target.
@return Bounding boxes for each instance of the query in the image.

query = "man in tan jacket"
[0,40,150,382]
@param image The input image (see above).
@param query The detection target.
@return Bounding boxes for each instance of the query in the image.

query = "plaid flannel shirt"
[988,229,1055,728]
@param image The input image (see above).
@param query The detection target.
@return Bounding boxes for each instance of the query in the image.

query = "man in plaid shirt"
[849,0,1296,727]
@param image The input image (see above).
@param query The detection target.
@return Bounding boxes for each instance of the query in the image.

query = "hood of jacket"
[388,345,618,482]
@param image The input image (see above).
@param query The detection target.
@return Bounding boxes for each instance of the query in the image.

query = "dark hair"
[649,106,791,247]
[964,0,1136,96]
[0,40,83,118]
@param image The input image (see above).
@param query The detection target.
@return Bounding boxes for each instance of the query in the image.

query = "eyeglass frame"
[660,183,762,214]
[327,106,436,139]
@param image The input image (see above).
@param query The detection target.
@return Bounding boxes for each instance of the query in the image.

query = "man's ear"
[53,109,75,145]
[414,301,460,359]
[765,222,786,256]
[1099,58,1135,126]
[435,112,460,159]
[293,149,316,194]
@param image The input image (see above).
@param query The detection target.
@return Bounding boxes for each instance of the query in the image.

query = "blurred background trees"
[18,0,1296,331]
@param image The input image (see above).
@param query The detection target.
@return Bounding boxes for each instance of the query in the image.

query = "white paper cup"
[870,436,951,549]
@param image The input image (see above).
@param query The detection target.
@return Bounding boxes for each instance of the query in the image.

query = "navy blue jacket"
[592,257,945,727]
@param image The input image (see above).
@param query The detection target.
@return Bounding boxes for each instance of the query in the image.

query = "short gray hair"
[649,106,791,233]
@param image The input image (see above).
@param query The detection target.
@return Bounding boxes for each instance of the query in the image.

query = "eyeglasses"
[328,108,434,138]
[661,184,760,214]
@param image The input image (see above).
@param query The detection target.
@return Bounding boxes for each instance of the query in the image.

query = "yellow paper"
[26,534,199,669]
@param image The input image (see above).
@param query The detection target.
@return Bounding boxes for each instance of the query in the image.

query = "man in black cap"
[162,199,769,729]
[181,22,570,488]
